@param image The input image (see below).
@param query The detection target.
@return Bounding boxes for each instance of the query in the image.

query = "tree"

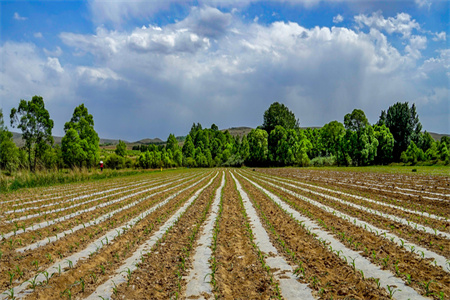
[262,102,299,134]
[63,104,99,168]
[373,124,394,164]
[247,129,268,166]
[420,131,434,152]
[61,128,86,168]
[344,109,369,132]
[382,102,422,161]
[321,121,345,160]
[210,123,219,131]
[400,141,425,164]
[115,140,127,157]
[0,109,19,173]
[182,135,195,158]
[343,109,378,166]
[10,96,54,171]
[240,135,250,162]
[166,133,179,153]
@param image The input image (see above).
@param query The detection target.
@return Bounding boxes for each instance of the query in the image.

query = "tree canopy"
[262,102,299,134]
[62,104,99,168]
[10,96,54,171]
[382,102,422,161]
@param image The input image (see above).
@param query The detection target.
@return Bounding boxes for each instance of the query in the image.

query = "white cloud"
[13,12,27,21]
[333,14,344,24]
[76,66,121,83]
[34,32,43,38]
[44,46,63,57]
[87,0,326,26]
[46,57,64,73]
[432,31,446,42]
[2,7,449,140]
[405,35,427,59]
[355,11,420,38]
[415,0,431,9]
[56,9,441,137]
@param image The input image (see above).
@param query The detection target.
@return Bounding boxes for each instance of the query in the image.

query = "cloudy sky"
[1,0,449,141]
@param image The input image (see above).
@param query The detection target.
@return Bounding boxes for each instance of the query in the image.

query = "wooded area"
[0,98,449,174]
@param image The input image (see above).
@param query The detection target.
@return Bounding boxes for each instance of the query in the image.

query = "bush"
[309,156,336,167]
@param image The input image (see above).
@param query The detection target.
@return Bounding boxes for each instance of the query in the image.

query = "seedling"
[386,285,401,299]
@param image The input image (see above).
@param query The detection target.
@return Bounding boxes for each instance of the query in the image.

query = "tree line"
[0,97,448,173]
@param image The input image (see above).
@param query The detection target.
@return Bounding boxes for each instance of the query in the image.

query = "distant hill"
[12,132,126,147]
[132,138,164,145]
[222,127,253,137]
[429,132,449,141]
[11,129,449,149]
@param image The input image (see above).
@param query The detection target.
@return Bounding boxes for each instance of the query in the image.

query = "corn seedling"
[386,285,400,299]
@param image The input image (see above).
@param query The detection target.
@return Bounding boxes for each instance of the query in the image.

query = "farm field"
[0,168,448,299]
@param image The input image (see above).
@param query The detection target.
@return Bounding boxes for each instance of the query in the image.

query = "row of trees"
[0,96,100,173]
[1,97,448,173]
[134,102,449,168]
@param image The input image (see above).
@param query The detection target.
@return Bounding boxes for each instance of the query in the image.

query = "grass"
[302,165,449,176]
[0,167,181,193]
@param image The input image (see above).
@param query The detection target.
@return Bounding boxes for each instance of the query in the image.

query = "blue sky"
[1,0,449,141]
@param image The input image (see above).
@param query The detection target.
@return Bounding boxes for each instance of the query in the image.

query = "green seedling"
[386,285,401,299]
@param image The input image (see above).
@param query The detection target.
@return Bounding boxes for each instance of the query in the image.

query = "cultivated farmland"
[0,168,448,299]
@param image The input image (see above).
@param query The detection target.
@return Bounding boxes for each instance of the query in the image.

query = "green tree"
[420,131,434,152]
[182,135,195,158]
[400,141,425,164]
[344,109,378,166]
[441,136,450,149]
[247,129,268,166]
[0,109,19,173]
[210,123,219,131]
[115,140,127,157]
[240,135,250,162]
[382,102,422,161]
[439,142,449,162]
[166,133,179,153]
[425,141,439,161]
[61,128,86,168]
[63,104,99,168]
[173,149,183,166]
[344,109,369,132]
[262,102,299,134]
[373,124,394,164]
[292,129,312,166]
[321,121,345,160]
[10,96,54,172]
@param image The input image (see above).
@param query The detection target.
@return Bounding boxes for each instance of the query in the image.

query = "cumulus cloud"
[44,46,63,57]
[176,6,232,39]
[46,57,64,73]
[432,31,446,42]
[88,0,327,26]
[2,8,448,140]
[355,11,420,38]
[405,35,427,59]
[333,14,344,23]
[13,12,27,21]
[34,32,43,38]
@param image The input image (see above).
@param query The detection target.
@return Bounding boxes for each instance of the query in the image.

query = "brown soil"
[5,173,212,298]
[213,172,277,299]
[241,171,450,299]
[248,172,450,258]
[110,173,222,299]
[236,172,391,299]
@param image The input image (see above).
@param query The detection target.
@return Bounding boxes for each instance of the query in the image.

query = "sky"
[1,0,449,141]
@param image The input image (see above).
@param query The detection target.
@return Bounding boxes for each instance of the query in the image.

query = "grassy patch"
[0,168,181,193]
[303,165,449,176]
